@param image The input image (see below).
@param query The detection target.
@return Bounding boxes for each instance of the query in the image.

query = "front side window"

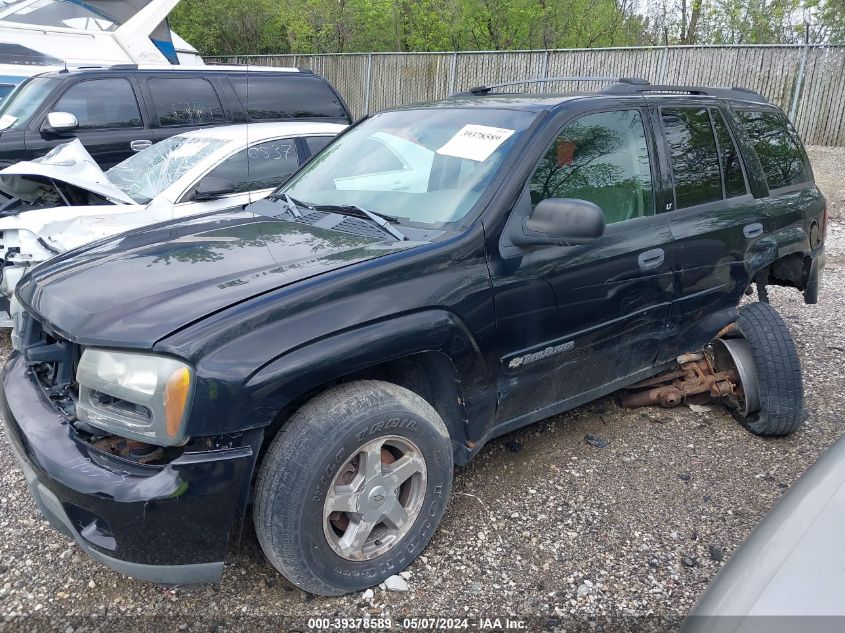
[662,107,722,209]
[529,109,654,225]
[106,135,229,204]
[0,76,59,130]
[148,78,225,127]
[738,110,811,190]
[205,138,300,193]
[53,79,142,129]
[282,108,536,226]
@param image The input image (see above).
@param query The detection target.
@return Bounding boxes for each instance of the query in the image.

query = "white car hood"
[0,139,136,205]
[39,206,173,252]
[0,203,140,239]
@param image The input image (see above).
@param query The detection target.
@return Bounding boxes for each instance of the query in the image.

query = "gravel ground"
[0,148,843,632]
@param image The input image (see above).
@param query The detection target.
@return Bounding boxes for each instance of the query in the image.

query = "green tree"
[170,0,290,55]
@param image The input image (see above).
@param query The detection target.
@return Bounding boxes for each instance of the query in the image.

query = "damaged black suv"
[1,78,826,596]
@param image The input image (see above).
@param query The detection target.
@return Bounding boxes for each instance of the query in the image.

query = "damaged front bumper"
[0,352,258,585]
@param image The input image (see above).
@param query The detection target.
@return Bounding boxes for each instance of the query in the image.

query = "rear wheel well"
[260,352,468,456]
[755,252,812,292]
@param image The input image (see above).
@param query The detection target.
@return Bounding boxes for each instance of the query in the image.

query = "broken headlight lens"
[76,349,194,446]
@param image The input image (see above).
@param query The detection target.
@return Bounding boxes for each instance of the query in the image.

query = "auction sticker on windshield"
[0,114,17,130]
[436,124,515,162]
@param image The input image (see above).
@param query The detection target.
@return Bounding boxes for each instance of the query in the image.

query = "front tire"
[713,302,805,436]
[254,380,453,596]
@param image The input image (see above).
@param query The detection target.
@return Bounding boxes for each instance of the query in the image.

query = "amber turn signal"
[163,367,192,439]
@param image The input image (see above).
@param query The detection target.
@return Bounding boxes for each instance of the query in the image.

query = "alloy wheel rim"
[322,435,427,561]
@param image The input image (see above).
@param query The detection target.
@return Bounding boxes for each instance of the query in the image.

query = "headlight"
[76,349,194,446]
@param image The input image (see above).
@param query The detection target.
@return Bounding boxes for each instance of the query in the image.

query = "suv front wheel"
[254,380,453,596]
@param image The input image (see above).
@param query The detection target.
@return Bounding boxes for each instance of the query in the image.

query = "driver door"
[488,108,675,424]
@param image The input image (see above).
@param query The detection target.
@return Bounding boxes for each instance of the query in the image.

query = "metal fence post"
[790,43,809,121]
[540,49,550,91]
[364,53,373,116]
[657,46,669,83]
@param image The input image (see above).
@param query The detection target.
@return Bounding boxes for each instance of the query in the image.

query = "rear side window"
[712,110,748,198]
[229,75,349,122]
[53,79,142,129]
[528,109,654,225]
[662,107,722,209]
[204,138,300,193]
[738,110,811,190]
[305,135,333,156]
[148,78,225,127]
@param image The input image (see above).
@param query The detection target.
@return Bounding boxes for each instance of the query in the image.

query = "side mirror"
[192,176,236,201]
[511,198,606,247]
[43,112,78,134]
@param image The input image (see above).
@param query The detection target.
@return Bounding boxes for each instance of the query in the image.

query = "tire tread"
[734,302,804,436]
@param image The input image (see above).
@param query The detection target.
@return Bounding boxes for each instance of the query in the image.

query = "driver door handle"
[638,248,665,271]
[130,139,152,152]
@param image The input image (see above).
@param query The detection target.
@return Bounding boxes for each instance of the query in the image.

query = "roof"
[174,121,348,143]
[33,65,305,79]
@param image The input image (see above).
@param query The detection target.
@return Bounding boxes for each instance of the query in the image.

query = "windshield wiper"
[265,192,304,219]
[309,203,407,241]
[281,193,302,219]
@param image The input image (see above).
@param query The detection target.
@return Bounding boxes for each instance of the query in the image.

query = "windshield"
[106,135,230,204]
[280,108,536,226]
[0,76,58,130]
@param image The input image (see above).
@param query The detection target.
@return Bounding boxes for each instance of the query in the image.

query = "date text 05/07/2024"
[305,617,528,630]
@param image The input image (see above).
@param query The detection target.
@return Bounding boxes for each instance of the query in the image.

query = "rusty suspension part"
[91,436,165,464]
[620,352,740,409]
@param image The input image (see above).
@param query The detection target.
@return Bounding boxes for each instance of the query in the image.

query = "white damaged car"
[0,121,346,325]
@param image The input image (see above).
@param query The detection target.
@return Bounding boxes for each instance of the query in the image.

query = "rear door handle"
[130,139,152,152]
[638,248,665,271]
[743,223,764,239]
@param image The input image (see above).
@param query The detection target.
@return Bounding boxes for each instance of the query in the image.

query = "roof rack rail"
[109,64,139,70]
[460,76,634,96]
[601,81,769,103]
[454,76,768,103]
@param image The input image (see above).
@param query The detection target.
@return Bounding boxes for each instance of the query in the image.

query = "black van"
[0,65,352,170]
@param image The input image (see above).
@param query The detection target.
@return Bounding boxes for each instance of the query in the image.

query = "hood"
[17,211,416,348]
[0,140,135,205]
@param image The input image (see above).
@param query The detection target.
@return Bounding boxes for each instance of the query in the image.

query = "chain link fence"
[207,45,845,147]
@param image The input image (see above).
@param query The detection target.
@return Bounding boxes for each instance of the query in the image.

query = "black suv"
[0,65,352,169]
[0,79,826,596]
